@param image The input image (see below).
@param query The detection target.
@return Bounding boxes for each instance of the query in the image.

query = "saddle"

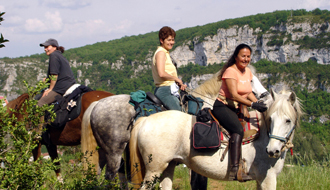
[129,91,167,120]
[44,85,93,129]
[209,104,260,145]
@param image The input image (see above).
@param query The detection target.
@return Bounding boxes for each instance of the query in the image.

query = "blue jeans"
[154,86,181,111]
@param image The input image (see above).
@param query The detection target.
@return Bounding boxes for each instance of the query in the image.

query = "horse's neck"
[7,93,29,112]
[191,75,220,108]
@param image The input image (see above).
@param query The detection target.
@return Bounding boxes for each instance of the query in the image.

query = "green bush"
[0,81,56,189]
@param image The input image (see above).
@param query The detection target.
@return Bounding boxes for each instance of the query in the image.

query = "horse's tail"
[129,116,147,189]
[81,101,99,173]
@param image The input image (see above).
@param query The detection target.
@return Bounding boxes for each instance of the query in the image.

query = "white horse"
[129,87,303,190]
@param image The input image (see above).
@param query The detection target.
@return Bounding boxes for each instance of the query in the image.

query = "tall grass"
[43,149,329,189]
[172,153,330,189]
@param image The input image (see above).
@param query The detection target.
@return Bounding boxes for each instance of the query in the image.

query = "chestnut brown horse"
[5,90,114,181]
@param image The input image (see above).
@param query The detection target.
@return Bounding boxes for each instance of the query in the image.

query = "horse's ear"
[288,92,296,105]
[270,89,277,100]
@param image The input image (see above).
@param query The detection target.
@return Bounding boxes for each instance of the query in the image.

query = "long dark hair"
[217,43,252,81]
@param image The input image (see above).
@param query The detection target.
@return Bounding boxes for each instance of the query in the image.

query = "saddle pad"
[67,94,83,121]
[220,110,260,145]
[63,84,81,97]
[242,110,260,144]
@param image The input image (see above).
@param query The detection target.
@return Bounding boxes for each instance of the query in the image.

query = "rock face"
[171,22,330,67]
[1,21,329,99]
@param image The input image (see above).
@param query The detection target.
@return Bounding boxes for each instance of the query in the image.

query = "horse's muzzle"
[266,148,281,158]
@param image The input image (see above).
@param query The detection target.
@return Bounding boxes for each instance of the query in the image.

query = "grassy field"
[42,146,330,189]
[172,163,330,190]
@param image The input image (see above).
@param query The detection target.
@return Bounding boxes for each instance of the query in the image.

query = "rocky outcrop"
[171,22,330,66]
[186,74,214,89]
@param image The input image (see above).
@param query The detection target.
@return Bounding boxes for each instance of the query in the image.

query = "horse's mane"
[266,87,304,128]
[191,72,221,98]
[6,93,30,112]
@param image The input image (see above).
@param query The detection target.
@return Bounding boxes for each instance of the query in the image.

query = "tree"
[0,12,9,48]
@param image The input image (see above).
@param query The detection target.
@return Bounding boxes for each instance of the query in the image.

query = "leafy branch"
[0,12,9,48]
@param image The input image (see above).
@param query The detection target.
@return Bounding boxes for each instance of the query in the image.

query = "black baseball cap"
[40,38,59,47]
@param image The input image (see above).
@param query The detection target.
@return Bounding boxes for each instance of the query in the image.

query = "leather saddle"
[145,92,168,111]
[210,104,259,144]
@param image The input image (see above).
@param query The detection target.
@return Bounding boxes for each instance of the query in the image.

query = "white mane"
[266,87,304,127]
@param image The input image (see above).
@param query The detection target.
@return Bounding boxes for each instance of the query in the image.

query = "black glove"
[251,101,267,112]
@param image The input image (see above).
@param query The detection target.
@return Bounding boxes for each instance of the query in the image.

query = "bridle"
[266,111,297,152]
[268,123,296,152]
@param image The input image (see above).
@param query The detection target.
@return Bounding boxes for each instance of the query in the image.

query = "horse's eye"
[286,119,291,124]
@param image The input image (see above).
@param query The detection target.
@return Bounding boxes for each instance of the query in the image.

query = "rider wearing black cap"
[38,38,76,107]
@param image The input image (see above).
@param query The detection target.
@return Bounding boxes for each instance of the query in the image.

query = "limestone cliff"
[171,22,330,67]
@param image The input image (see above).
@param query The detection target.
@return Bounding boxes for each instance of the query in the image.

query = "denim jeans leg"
[154,86,181,111]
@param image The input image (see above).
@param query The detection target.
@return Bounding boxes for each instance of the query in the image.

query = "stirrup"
[229,162,253,182]
[237,160,253,182]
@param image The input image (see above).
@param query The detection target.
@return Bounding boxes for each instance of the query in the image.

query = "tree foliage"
[0,12,9,48]
[0,81,56,189]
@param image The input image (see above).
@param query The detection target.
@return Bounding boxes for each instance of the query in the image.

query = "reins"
[184,87,214,107]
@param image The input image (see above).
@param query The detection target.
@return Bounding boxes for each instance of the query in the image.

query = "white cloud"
[302,0,330,9]
[24,11,62,33]
[4,16,23,26]
[0,5,5,12]
[112,19,133,32]
[40,0,90,9]
[60,18,134,41]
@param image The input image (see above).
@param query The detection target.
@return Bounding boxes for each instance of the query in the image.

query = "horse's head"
[5,93,30,119]
[265,88,303,158]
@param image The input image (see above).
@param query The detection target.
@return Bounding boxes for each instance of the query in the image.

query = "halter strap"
[268,125,295,144]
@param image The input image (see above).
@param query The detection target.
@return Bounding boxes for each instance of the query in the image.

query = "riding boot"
[229,133,240,180]
[228,133,252,182]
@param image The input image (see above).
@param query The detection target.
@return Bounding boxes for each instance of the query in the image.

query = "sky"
[0,0,330,58]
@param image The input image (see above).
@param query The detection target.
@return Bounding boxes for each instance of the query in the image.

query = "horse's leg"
[104,144,127,180]
[45,143,63,182]
[98,147,130,189]
[256,172,277,190]
[98,148,107,174]
[190,170,208,190]
[118,158,128,190]
[140,160,170,190]
[96,147,128,189]
[159,161,176,190]
[32,142,42,161]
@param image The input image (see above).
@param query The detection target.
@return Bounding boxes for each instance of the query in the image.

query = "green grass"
[41,151,330,189]
[171,162,330,190]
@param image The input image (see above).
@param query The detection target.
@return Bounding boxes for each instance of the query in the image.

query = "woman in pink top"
[212,44,267,181]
